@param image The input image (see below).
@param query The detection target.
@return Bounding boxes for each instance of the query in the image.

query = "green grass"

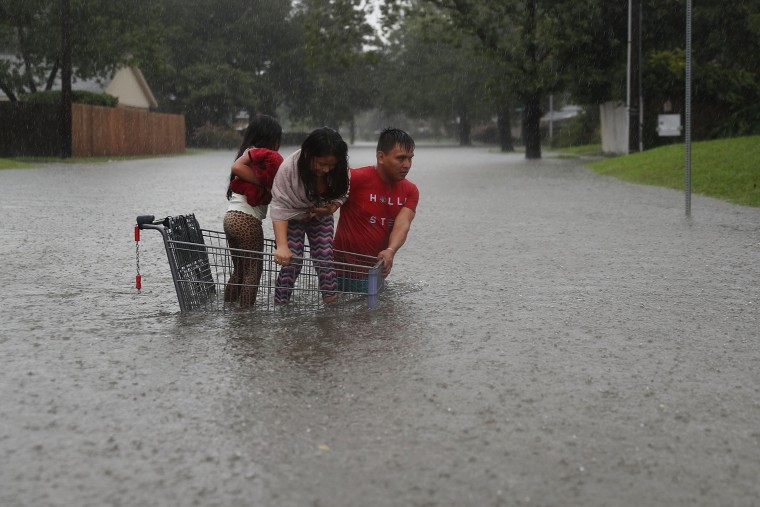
[587,135,760,207]
[0,158,37,169]
[552,144,604,157]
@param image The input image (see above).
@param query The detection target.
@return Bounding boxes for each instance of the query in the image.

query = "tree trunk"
[17,26,38,93]
[260,97,278,118]
[45,59,60,91]
[521,0,541,159]
[0,82,18,102]
[23,59,38,94]
[458,111,471,146]
[522,94,542,159]
[628,0,642,152]
[60,0,73,158]
[497,106,514,152]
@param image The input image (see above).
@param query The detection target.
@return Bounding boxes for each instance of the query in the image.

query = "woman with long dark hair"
[269,127,350,304]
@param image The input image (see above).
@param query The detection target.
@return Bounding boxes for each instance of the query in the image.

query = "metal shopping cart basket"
[134,213,384,312]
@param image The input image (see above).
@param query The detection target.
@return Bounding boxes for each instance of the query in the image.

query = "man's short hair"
[377,127,415,154]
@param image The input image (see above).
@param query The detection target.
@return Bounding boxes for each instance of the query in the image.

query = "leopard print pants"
[223,210,264,308]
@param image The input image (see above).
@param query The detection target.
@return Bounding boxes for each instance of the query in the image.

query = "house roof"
[0,54,158,109]
[541,105,582,123]
[95,66,158,109]
[129,67,158,109]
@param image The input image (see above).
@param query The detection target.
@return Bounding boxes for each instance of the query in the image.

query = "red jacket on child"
[228,148,284,206]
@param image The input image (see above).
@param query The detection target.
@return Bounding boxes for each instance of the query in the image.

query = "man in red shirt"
[333,127,419,278]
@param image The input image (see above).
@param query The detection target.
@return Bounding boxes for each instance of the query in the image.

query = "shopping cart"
[135,213,384,312]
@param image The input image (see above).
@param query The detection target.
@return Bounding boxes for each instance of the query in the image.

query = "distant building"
[0,54,184,158]
[233,110,250,132]
[540,104,582,139]
[0,55,158,110]
[73,66,158,110]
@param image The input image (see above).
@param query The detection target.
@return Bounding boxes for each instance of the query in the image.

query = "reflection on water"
[2,147,760,506]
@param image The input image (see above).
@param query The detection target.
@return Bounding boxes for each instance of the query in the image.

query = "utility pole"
[60,0,72,158]
[685,0,692,217]
[627,0,642,153]
[637,0,644,153]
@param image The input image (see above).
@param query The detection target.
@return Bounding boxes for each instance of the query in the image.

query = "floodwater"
[1,145,759,507]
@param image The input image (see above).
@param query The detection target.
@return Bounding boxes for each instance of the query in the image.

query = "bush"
[23,90,119,107]
[190,124,241,150]
[550,109,601,149]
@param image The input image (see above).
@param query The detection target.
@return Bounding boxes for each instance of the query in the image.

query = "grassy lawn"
[587,135,760,207]
[551,144,604,157]
[0,158,37,169]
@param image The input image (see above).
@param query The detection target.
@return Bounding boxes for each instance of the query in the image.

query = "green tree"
[549,1,628,105]
[534,0,760,144]
[144,0,300,133]
[402,0,570,158]
[0,0,164,101]
[286,0,381,140]
[639,0,760,141]
[379,4,494,145]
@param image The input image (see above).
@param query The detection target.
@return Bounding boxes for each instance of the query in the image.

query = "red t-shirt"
[334,165,419,257]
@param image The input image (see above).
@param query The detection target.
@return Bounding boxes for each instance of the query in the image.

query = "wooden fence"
[0,103,185,157]
[72,104,185,157]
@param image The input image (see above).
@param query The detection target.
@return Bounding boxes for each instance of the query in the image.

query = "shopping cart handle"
[136,215,156,228]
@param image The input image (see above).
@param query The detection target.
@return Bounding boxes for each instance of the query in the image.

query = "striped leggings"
[275,216,337,304]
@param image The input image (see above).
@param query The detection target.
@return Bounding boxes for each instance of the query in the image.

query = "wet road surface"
[1,145,759,506]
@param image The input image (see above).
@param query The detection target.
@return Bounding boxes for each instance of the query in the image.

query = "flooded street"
[2,145,759,506]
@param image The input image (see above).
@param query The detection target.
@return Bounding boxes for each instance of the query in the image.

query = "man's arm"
[377,207,415,277]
